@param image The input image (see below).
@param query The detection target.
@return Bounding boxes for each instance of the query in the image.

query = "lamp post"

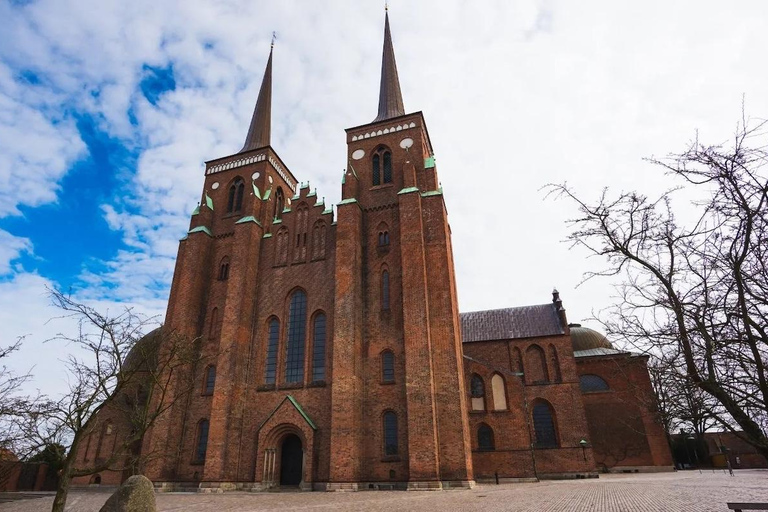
[579,439,588,461]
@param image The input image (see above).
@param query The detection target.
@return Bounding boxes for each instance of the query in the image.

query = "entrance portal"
[279,434,303,486]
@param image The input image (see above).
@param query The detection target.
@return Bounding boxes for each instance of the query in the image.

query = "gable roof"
[258,394,317,432]
[460,303,564,343]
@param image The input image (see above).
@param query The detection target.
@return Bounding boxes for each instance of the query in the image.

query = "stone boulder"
[99,475,156,512]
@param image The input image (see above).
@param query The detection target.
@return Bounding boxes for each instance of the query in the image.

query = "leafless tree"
[549,113,768,459]
[37,288,201,512]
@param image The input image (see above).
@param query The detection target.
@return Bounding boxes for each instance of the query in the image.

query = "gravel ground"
[2,469,767,512]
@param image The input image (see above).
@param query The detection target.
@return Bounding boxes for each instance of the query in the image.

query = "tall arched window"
[312,313,326,382]
[195,419,210,462]
[285,290,307,383]
[372,153,381,186]
[470,374,485,411]
[381,350,395,383]
[203,366,216,395]
[580,374,610,392]
[381,270,390,311]
[274,187,285,220]
[525,344,550,384]
[227,178,245,213]
[383,151,392,183]
[383,411,398,456]
[209,307,219,339]
[491,373,507,410]
[532,401,558,448]
[265,318,279,384]
[218,257,230,280]
[478,423,495,451]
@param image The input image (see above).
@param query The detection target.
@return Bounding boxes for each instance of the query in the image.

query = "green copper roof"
[398,187,419,195]
[188,226,213,237]
[421,189,443,197]
[252,183,261,200]
[179,235,189,241]
[287,395,317,430]
[262,233,273,238]
[424,156,435,169]
[341,170,346,184]
[338,198,358,205]
[263,188,272,201]
[300,181,310,190]
[272,217,282,224]
[191,204,200,216]
[205,193,214,210]
[322,207,333,215]
[282,207,291,214]
[235,216,262,226]
[307,189,317,198]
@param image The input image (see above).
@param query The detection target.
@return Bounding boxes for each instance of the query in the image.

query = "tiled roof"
[460,304,564,343]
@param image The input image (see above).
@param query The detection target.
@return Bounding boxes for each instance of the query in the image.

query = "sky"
[1,0,767,398]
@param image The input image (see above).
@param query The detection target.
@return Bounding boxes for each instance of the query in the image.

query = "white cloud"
[2,0,768,396]
[0,229,31,275]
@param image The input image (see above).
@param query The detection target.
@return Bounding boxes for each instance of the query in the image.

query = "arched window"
[312,313,326,382]
[381,350,395,383]
[209,307,219,339]
[372,153,381,186]
[478,423,495,451]
[580,374,610,392]
[91,474,101,485]
[378,231,390,246]
[203,366,216,395]
[525,344,550,384]
[227,178,245,213]
[383,151,392,183]
[95,421,112,462]
[218,257,230,280]
[285,290,307,383]
[549,345,562,382]
[532,401,558,448]
[275,227,289,265]
[470,374,485,411]
[195,419,210,462]
[265,318,279,384]
[491,373,507,410]
[274,187,285,220]
[381,270,390,311]
[383,411,398,456]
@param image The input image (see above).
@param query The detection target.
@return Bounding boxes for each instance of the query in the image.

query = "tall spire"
[240,40,273,153]
[373,10,405,123]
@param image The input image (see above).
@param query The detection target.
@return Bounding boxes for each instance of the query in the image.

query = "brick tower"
[328,11,474,489]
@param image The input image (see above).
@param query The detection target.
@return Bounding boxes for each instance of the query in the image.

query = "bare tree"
[549,114,768,459]
[37,288,201,512]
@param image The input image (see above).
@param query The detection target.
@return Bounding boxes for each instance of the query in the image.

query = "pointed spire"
[373,10,405,123]
[240,39,273,153]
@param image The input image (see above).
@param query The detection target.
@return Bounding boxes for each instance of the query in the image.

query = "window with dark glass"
[195,419,209,462]
[265,319,279,384]
[218,257,230,280]
[382,350,395,383]
[203,366,216,395]
[274,187,285,220]
[579,374,610,392]
[470,374,485,411]
[285,290,307,383]
[372,154,381,186]
[381,270,390,311]
[383,151,392,183]
[312,313,326,382]
[478,424,495,450]
[378,231,390,246]
[383,411,398,456]
[533,402,558,447]
[227,179,245,213]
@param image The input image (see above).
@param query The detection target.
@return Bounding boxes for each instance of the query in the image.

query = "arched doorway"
[280,434,303,486]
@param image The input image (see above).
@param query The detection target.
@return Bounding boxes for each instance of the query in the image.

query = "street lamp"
[579,439,588,461]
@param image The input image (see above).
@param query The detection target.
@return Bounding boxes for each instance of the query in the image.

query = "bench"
[727,504,768,511]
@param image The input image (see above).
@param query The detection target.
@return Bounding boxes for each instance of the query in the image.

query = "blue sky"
[2,0,768,397]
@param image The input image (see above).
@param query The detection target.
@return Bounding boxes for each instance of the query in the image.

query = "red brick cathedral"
[73,13,672,491]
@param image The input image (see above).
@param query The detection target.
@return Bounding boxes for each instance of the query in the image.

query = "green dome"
[569,324,613,351]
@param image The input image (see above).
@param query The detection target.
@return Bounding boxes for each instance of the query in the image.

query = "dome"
[568,324,613,351]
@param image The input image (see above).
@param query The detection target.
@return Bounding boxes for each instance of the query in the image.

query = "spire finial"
[271,31,276,49]
[240,43,273,153]
[373,9,405,122]
[385,1,388,11]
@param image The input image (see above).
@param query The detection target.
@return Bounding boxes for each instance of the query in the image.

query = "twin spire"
[239,12,405,154]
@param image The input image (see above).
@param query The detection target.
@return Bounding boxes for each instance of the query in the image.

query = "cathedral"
[72,12,673,491]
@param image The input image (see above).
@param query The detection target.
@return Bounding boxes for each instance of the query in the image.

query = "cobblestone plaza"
[2,470,767,511]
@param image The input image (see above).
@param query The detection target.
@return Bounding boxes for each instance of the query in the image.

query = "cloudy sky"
[2,0,767,396]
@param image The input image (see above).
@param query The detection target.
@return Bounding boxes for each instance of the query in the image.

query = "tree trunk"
[51,436,80,512]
